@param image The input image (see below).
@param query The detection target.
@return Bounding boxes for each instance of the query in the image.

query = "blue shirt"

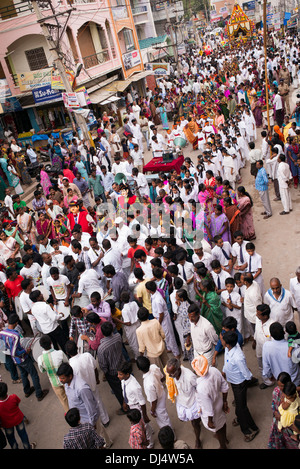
[255,167,269,191]
[215,328,243,353]
[223,343,252,384]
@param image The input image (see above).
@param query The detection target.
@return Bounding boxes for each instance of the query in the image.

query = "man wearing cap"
[278,78,290,115]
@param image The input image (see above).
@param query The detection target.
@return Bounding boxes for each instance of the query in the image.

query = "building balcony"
[132,5,147,15]
[112,5,129,20]
[152,0,183,22]
[82,50,110,69]
[0,1,32,21]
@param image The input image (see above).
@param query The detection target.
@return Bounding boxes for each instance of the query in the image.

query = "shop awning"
[130,70,153,82]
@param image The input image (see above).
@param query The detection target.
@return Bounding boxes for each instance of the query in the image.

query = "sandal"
[244,430,259,442]
[232,418,239,426]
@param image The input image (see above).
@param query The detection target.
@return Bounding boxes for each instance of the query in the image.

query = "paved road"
[1,98,300,450]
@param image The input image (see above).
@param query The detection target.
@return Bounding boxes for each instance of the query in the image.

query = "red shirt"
[4,276,24,298]
[0,394,24,428]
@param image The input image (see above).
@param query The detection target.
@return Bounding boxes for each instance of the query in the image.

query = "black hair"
[256,304,271,317]
[127,408,142,424]
[0,382,8,400]
[222,316,237,330]
[158,425,175,450]
[101,321,113,337]
[57,363,73,377]
[39,335,52,350]
[136,356,150,373]
[138,307,150,322]
[222,330,238,347]
[65,408,80,427]
[270,322,284,341]
[285,321,298,336]
[283,381,297,397]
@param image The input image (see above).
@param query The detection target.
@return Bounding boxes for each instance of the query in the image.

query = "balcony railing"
[0,1,32,20]
[112,5,129,20]
[132,5,147,14]
[82,50,110,69]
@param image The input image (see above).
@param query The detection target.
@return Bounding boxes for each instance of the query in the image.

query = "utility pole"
[263,0,270,134]
[31,0,90,141]
[164,1,180,72]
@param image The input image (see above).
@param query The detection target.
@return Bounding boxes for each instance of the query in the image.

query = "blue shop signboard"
[32,84,62,105]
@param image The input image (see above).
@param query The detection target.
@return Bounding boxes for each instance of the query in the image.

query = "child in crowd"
[285,321,300,358]
[127,409,148,450]
[278,382,300,432]
[0,382,36,449]
[221,277,243,333]
[211,316,243,367]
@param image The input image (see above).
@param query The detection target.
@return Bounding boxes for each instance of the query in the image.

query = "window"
[123,29,135,52]
[25,47,48,71]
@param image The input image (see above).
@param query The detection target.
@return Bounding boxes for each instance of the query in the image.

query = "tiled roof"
[138,35,168,49]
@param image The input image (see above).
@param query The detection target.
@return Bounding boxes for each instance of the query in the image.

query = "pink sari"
[237,196,256,240]
[40,170,52,196]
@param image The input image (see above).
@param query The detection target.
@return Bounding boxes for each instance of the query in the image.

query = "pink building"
[0,0,148,137]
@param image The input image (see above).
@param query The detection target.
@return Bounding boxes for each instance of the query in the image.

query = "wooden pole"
[263,0,271,133]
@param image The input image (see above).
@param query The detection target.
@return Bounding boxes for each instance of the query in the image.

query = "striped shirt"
[63,423,105,449]
[97,333,125,375]
[0,328,27,365]
[37,348,69,388]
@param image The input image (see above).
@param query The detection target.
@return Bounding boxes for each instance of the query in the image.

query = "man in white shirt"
[277,154,293,215]
[29,290,67,352]
[130,145,144,173]
[65,340,110,431]
[187,303,218,365]
[19,279,39,335]
[73,262,104,305]
[253,304,274,389]
[290,267,300,320]
[101,239,123,273]
[132,167,149,198]
[242,273,262,337]
[165,358,202,448]
[264,277,296,327]
[137,356,173,430]
[20,255,42,287]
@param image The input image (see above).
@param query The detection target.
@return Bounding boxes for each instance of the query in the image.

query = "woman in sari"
[51,216,71,246]
[6,162,23,195]
[195,204,212,247]
[200,278,223,335]
[237,186,256,241]
[204,170,216,201]
[214,109,225,132]
[64,188,78,208]
[15,153,32,185]
[149,98,161,126]
[209,204,231,243]
[286,136,299,188]
[223,180,237,204]
[39,164,52,196]
[198,183,213,220]
[251,94,263,127]
[223,196,240,242]
[36,211,53,239]
[16,206,37,244]
[173,289,194,361]
[268,372,299,449]
[214,176,224,204]
[51,142,64,170]
[158,103,169,130]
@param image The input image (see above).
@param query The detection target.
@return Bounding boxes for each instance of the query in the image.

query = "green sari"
[200,290,223,335]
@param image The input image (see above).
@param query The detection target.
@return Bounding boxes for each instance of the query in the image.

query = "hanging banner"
[51,69,76,90]
[0,79,12,101]
[0,97,22,114]
[62,92,80,109]
[17,68,52,92]
[145,63,170,76]
[32,84,62,105]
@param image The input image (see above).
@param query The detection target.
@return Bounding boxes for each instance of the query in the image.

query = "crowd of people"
[0,28,300,451]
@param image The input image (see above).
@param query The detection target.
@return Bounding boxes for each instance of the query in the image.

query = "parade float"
[225,2,254,43]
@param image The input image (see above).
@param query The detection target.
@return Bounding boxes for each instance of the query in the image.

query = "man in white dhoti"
[165,358,202,449]
[137,356,173,430]
[146,281,180,359]
[192,355,229,449]
[277,154,293,215]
